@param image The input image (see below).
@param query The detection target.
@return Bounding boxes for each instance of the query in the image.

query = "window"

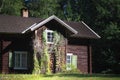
[45,29,54,44]
[14,51,27,69]
[66,53,77,70]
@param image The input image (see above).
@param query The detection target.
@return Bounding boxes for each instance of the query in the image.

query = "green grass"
[0,73,120,80]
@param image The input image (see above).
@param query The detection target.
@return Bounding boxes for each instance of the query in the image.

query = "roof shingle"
[0,15,43,33]
[65,21,100,39]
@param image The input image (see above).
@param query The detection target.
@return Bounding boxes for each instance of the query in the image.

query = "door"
[50,53,56,73]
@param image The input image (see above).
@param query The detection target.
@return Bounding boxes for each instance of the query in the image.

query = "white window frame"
[45,29,54,44]
[66,53,73,70]
[14,51,27,70]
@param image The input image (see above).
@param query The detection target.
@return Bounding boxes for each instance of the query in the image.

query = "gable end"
[30,15,78,34]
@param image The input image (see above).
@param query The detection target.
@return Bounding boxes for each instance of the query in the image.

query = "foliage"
[104,22,120,40]
[62,68,81,74]
[32,31,41,74]
[60,0,81,21]
[91,0,120,74]
[0,0,23,16]
[52,31,65,73]
[25,0,65,19]
[32,50,41,74]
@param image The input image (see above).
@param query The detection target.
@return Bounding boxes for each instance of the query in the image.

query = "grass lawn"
[0,73,120,80]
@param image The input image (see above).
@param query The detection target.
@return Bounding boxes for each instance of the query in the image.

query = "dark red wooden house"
[0,11,100,74]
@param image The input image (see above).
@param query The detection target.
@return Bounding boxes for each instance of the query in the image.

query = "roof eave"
[71,35,100,39]
[81,21,101,39]
[22,23,37,34]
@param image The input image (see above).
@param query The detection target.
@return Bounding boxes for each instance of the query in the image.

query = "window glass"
[15,53,20,68]
[66,53,77,70]
[66,54,72,70]
[14,51,27,69]
[45,29,54,43]
[21,53,27,68]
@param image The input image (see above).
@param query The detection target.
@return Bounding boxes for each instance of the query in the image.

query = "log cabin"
[0,9,100,74]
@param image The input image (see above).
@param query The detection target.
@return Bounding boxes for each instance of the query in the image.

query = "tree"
[25,0,65,19]
[60,0,81,21]
[0,0,23,16]
[92,0,120,73]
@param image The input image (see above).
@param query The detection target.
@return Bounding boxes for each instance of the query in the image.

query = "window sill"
[46,42,54,44]
[14,67,28,70]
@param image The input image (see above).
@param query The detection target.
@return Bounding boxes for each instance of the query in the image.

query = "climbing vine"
[43,30,51,74]
[32,30,42,74]
[53,31,65,72]
[32,28,66,74]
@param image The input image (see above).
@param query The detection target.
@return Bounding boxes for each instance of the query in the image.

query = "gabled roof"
[30,15,78,34]
[0,14,100,39]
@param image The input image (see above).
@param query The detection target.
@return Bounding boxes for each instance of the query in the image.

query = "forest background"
[0,0,120,74]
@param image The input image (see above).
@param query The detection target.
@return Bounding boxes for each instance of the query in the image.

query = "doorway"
[50,53,56,73]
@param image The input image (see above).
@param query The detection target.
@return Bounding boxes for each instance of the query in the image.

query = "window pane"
[67,60,70,63]
[46,30,54,43]
[21,54,27,68]
[67,56,70,59]
[50,38,53,42]
[48,32,51,35]
[15,53,20,68]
